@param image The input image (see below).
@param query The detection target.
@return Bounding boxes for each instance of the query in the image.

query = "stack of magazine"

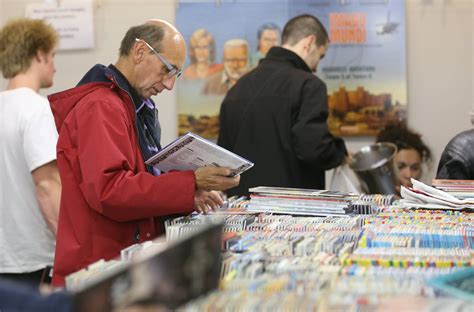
[246,186,358,217]
[432,179,474,200]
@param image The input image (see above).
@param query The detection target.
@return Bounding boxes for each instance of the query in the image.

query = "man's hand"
[342,151,353,166]
[194,167,240,191]
[193,190,224,214]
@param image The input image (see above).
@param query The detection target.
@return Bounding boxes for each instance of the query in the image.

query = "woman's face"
[394,148,422,188]
[194,37,211,63]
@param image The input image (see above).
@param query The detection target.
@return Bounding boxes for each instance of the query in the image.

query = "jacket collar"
[264,47,312,73]
[108,64,143,107]
[76,64,147,110]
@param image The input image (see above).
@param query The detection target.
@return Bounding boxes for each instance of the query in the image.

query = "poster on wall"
[176,0,406,139]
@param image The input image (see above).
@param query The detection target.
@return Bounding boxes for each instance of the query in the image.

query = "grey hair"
[119,23,165,56]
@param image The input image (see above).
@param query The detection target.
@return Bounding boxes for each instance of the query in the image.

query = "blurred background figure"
[183,28,223,80]
[202,38,249,95]
[250,22,281,67]
[436,129,474,180]
[0,18,61,287]
[0,278,72,312]
[376,121,432,189]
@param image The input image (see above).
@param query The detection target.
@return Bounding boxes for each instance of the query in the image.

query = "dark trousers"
[0,267,52,288]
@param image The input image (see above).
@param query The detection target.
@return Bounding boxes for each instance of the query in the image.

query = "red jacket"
[49,80,195,286]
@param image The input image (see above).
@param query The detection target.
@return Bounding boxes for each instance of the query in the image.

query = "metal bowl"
[350,142,398,194]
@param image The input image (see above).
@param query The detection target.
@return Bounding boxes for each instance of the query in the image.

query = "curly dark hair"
[376,121,432,163]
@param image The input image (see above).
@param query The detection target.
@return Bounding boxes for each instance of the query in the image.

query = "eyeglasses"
[135,38,182,78]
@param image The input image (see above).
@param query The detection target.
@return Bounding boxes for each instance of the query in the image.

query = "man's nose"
[162,76,176,90]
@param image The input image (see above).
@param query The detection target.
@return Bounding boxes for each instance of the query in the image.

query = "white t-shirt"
[0,87,58,273]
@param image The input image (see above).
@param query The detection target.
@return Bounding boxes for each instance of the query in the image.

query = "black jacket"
[218,47,347,196]
[437,129,474,180]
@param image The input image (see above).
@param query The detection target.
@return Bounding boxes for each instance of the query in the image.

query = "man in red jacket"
[48,19,239,286]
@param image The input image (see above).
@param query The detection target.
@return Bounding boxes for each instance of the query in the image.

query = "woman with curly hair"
[376,121,432,188]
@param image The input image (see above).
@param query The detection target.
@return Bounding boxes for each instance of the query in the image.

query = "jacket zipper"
[107,75,146,243]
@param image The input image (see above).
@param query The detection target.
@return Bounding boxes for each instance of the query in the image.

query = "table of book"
[167,186,473,311]
[66,183,474,311]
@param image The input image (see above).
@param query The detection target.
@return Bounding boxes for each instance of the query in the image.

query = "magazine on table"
[145,132,253,177]
[248,186,356,199]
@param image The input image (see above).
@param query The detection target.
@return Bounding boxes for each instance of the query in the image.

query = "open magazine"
[145,132,253,177]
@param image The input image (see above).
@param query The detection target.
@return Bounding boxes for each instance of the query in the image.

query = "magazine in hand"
[145,132,254,177]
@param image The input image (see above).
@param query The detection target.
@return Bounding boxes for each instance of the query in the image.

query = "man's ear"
[304,34,316,51]
[35,50,46,63]
[133,41,145,64]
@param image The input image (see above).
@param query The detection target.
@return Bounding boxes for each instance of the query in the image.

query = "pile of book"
[246,186,358,217]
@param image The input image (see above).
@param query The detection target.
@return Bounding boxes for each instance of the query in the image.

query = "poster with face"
[176,1,285,141]
[176,0,406,140]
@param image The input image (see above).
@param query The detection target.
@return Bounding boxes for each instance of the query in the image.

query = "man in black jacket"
[218,14,348,196]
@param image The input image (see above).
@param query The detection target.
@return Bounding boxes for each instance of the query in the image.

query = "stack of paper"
[246,186,358,217]
[400,179,474,211]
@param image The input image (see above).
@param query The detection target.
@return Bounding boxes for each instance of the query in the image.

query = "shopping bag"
[329,164,363,194]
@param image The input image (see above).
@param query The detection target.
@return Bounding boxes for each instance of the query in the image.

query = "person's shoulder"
[208,63,224,75]
[270,63,318,83]
[2,87,44,99]
[456,128,474,139]
[81,84,126,107]
[206,70,223,82]
[65,82,128,117]
[4,87,49,110]
[301,72,326,88]
[447,128,474,148]
[183,64,197,79]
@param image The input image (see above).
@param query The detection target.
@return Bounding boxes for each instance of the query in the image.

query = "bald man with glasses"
[134,37,182,78]
[48,20,239,286]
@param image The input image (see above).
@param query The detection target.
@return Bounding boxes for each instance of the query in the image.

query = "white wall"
[1,0,473,184]
[472,0,474,125]
[405,0,473,182]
